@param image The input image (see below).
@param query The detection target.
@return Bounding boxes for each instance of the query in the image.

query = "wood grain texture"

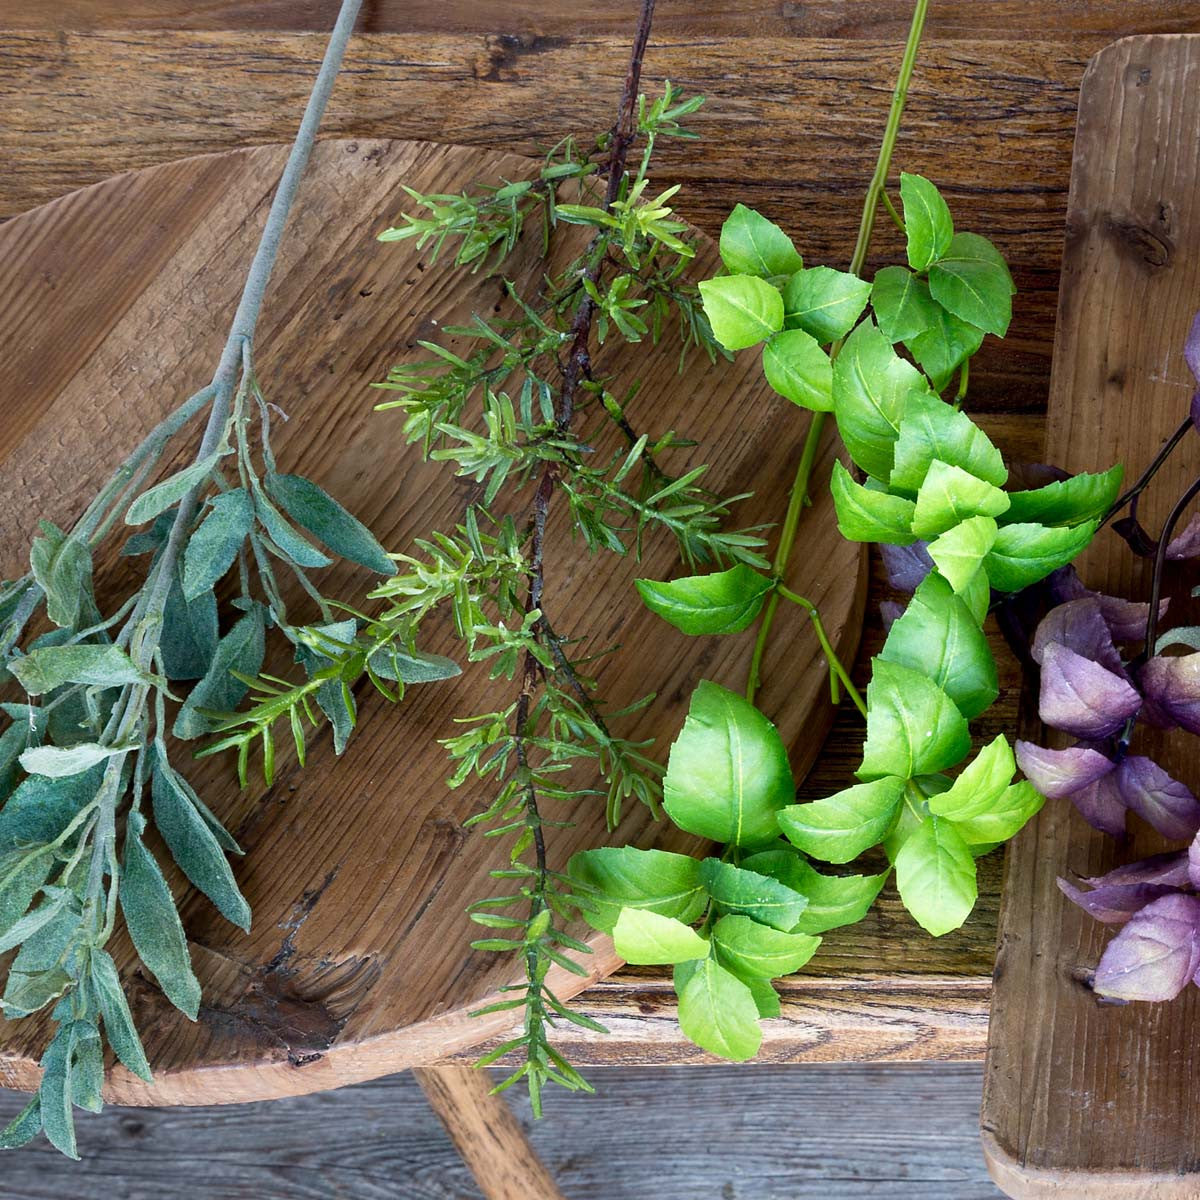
[0,1064,1005,1199]
[3,0,1198,43]
[0,137,863,1104]
[982,35,1200,1199]
[413,1067,565,1200]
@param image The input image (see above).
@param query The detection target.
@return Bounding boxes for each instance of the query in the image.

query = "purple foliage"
[1038,642,1141,739]
[1092,894,1200,1002]
[1166,511,1200,560]
[1014,741,1114,799]
[1031,597,1126,675]
[1116,756,1200,840]
[1186,310,1200,385]
[879,540,933,593]
[1058,878,1177,924]
[1140,653,1200,734]
[1084,852,1193,889]
[1068,771,1128,837]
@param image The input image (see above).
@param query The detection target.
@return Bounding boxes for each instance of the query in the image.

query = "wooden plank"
[0,1064,1005,1199]
[982,34,1200,1198]
[2,0,1197,44]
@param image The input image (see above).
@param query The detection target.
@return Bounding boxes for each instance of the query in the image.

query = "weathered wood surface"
[0,136,864,1104]
[982,35,1200,1199]
[0,1063,1005,1199]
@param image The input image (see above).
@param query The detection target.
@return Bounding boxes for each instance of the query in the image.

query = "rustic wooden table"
[6,3,1200,1194]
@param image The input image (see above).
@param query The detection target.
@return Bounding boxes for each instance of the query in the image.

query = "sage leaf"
[911,460,1010,538]
[568,846,706,933]
[893,814,978,936]
[151,756,250,931]
[830,460,917,545]
[781,265,871,345]
[663,681,793,847]
[718,204,803,279]
[676,957,763,1061]
[698,275,784,351]
[871,265,940,343]
[983,520,1099,593]
[777,777,904,864]
[89,948,153,1082]
[265,473,394,574]
[9,643,144,694]
[0,766,103,853]
[904,306,985,391]
[120,812,201,1020]
[290,620,358,754]
[1002,465,1124,527]
[161,571,219,681]
[0,893,69,956]
[0,845,53,937]
[173,607,266,739]
[712,914,820,978]
[699,859,808,932]
[880,573,998,719]
[70,1022,104,1114]
[636,564,773,635]
[928,232,1015,337]
[928,515,998,595]
[832,319,932,480]
[612,907,709,965]
[154,744,241,855]
[120,510,176,558]
[182,488,253,600]
[252,481,332,569]
[0,1096,43,1150]
[900,173,954,271]
[859,660,971,782]
[125,453,221,526]
[30,522,93,630]
[761,328,833,410]
[20,741,125,779]
[888,394,1007,493]
[38,1023,79,1159]
[366,645,462,684]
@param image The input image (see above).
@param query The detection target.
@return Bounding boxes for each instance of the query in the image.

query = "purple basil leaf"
[1058,877,1177,924]
[879,540,933,593]
[1166,511,1200,560]
[1085,851,1192,889]
[879,599,905,632]
[1092,894,1200,1002]
[1115,756,1200,841]
[1185,311,1200,385]
[1192,389,1200,436]
[1190,831,1200,889]
[1038,642,1142,739]
[1007,461,1071,491]
[1140,653,1200,734]
[1014,741,1114,800]
[1069,771,1129,837]
[1031,598,1126,675]
[1047,566,1090,606]
[1094,593,1167,643]
[1111,514,1158,558]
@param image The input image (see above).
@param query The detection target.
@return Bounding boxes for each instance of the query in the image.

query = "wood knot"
[1103,213,1173,270]
[473,33,568,82]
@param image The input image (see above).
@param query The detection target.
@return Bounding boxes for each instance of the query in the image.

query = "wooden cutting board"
[0,139,864,1105]
[983,35,1200,1198]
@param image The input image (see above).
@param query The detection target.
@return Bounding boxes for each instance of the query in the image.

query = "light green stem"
[777,586,868,718]
[745,0,929,704]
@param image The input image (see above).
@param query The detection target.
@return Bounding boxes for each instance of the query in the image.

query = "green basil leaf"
[121,812,201,1020]
[904,306,985,391]
[9,644,144,695]
[173,607,266,739]
[568,846,707,933]
[761,328,833,410]
[859,660,971,782]
[899,173,954,271]
[182,488,254,601]
[151,755,250,931]
[911,460,1011,538]
[983,520,1099,593]
[959,567,990,626]
[698,275,784,351]
[871,265,940,342]
[745,976,781,1018]
[160,570,219,681]
[928,232,1015,337]
[636,564,773,635]
[20,742,124,779]
[1001,465,1124,527]
[926,734,1015,822]
[782,265,872,344]
[880,573,997,720]
[893,814,978,936]
[613,907,709,965]
[832,319,932,480]
[948,780,1044,847]
[676,957,763,1061]
[265,474,394,575]
[89,947,153,1082]
[712,914,820,977]
[30,523,93,630]
[791,866,888,935]
[928,515,999,595]
[125,453,221,526]
[830,460,917,545]
[718,204,803,279]
[699,859,808,932]
[777,777,904,864]
[663,681,794,847]
[889,394,1007,493]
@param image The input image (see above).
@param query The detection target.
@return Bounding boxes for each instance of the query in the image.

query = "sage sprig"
[0,0,440,1157]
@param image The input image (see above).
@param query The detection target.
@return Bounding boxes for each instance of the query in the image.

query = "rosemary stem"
[745,0,929,704]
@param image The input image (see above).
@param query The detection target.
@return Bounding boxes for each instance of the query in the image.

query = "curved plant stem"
[745,0,929,704]
[777,586,868,717]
